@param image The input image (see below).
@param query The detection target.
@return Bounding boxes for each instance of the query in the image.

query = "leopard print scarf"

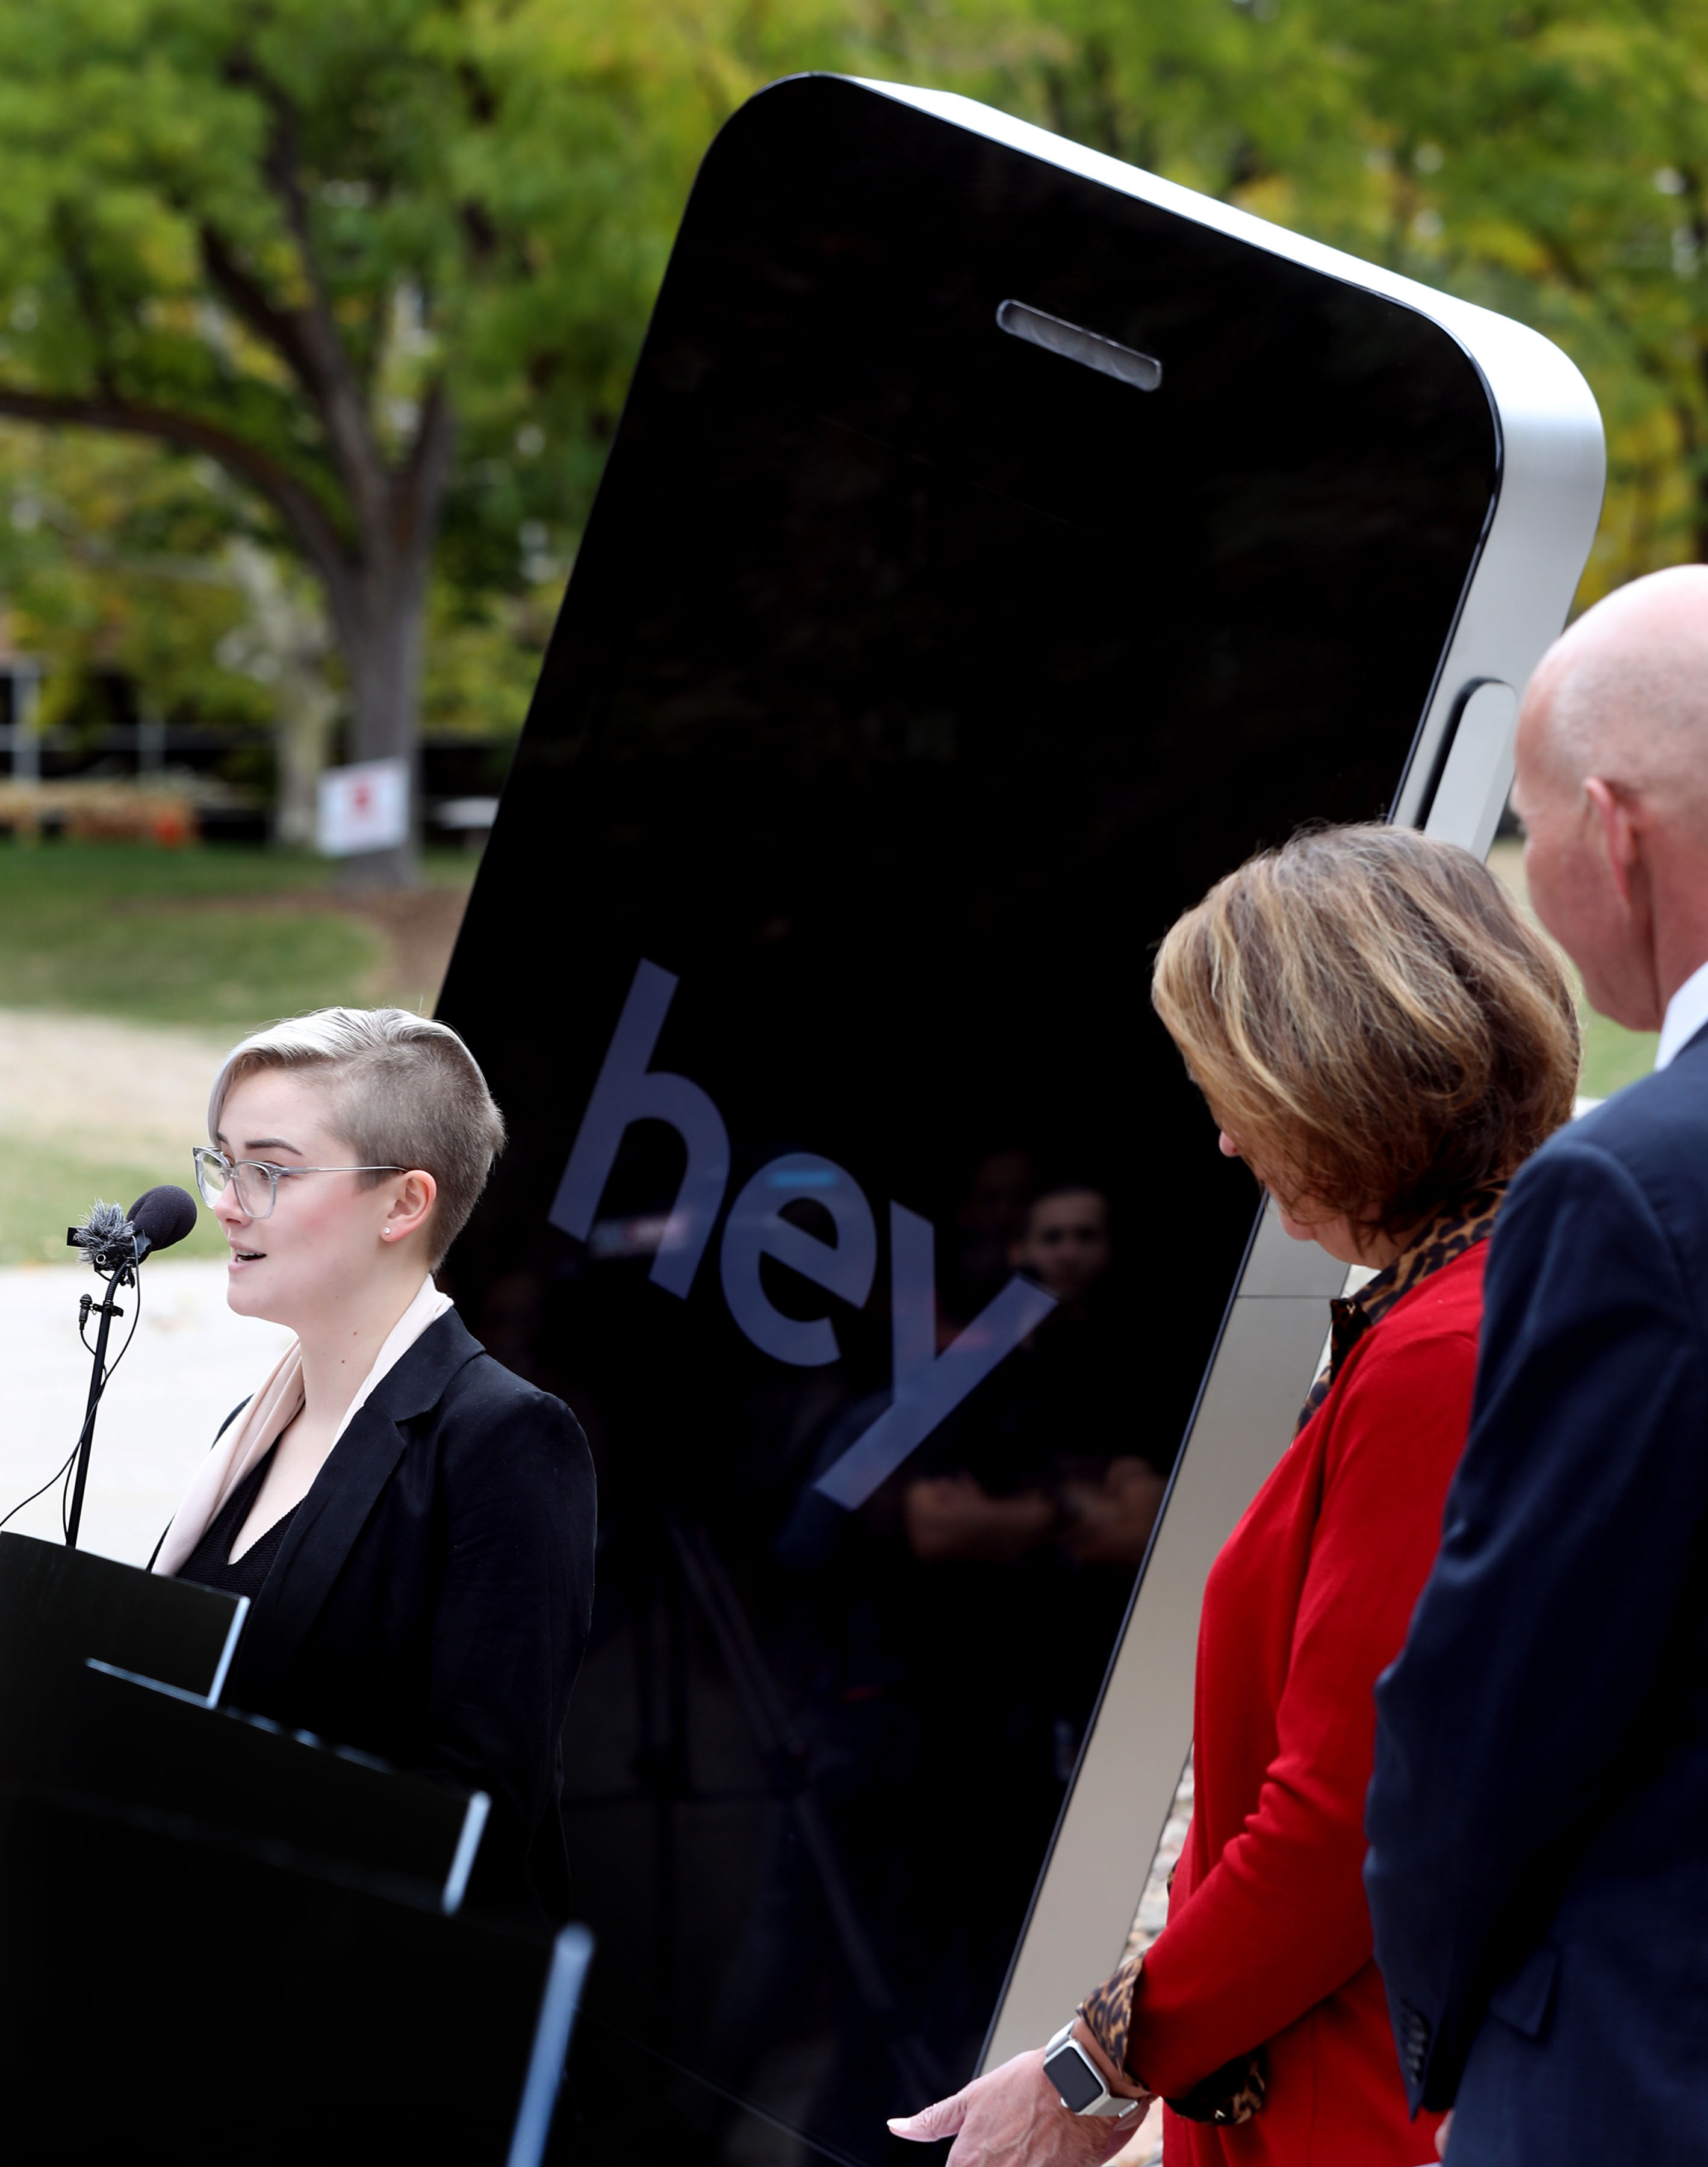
[1294,1180,1508,1433]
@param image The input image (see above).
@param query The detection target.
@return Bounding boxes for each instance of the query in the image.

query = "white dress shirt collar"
[1654,954,1708,1070]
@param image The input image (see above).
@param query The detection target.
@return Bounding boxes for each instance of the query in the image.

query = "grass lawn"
[0,839,470,1032]
[0,839,475,1265]
[1580,1010,1660,1099]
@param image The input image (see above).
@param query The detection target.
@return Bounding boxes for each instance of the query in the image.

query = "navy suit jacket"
[1365,1028,1708,2162]
[220,1309,597,1922]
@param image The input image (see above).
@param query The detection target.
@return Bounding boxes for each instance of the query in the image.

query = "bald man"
[1365,564,1708,2165]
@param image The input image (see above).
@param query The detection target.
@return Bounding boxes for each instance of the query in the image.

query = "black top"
[175,1442,299,1602]
[173,1311,595,1923]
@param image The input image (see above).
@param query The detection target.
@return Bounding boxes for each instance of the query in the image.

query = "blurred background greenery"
[0,843,474,1262]
[0,845,468,1028]
[0,0,1691,1256]
[0,0,1703,805]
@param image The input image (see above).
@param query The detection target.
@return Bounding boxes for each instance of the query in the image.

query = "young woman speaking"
[154,1006,595,1921]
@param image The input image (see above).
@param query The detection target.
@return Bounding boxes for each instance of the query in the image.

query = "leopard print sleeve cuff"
[1167,2048,1267,2126]
[1078,1950,1144,2080]
[1079,1953,1266,2125]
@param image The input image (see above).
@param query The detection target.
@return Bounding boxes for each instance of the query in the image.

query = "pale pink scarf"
[153,1277,453,1578]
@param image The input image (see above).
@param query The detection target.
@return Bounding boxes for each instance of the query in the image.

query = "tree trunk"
[314,383,455,889]
[275,666,340,851]
[330,554,432,886]
[223,540,339,849]
[0,279,456,884]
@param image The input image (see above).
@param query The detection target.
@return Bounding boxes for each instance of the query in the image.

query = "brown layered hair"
[1152,825,1580,1242]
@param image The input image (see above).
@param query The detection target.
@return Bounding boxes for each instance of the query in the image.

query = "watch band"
[1043,2020,1142,2120]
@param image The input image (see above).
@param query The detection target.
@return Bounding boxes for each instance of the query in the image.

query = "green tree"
[0,423,273,745]
[8,0,1704,890]
[1311,0,1708,587]
[0,0,767,875]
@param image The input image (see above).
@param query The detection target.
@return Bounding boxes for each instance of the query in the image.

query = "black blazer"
[220,1309,596,1921]
[1365,1026,1708,2162]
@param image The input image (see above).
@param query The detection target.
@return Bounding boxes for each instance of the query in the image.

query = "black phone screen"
[436,75,1498,2167]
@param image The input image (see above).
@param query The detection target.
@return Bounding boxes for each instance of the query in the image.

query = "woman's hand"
[889,2050,1143,2167]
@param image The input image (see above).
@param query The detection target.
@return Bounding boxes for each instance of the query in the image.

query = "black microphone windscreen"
[126,1184,199,1257]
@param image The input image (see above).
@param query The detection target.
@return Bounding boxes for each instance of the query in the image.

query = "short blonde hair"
[1152,825,1579,1241]
[209,1008,506,1266]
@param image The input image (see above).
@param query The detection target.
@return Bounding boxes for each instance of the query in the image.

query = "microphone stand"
[66,1258,135,1552]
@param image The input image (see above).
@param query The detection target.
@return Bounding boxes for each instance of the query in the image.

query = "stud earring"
[382,1226,393,1241]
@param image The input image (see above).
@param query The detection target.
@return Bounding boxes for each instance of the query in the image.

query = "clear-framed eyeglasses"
[192,1146,406,1221]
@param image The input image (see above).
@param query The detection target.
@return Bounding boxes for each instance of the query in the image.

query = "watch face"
[1045,2042,1106,2116]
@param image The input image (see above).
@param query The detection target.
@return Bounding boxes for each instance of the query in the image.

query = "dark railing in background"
[0,715,514,845]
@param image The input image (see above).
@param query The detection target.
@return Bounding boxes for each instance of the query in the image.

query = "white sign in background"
[316,758,411,857]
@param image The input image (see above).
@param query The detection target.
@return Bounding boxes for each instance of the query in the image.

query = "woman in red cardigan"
[889,825,1580,2167]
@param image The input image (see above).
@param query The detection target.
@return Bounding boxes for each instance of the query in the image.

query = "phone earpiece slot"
[996,299,1162,392]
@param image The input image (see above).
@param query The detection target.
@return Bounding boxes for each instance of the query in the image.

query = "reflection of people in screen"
[952,1146,1037,1311]
[1026,1187,1167,1567]
[899,1171,1173,1832]
[903,1183,1166,1572]
[712,1164,1172,2151]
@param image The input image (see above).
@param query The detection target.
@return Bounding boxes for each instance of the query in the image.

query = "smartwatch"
[1043,2021,1143,2119]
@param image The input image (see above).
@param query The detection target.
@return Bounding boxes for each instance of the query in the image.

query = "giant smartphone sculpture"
[436,75,1603,2167]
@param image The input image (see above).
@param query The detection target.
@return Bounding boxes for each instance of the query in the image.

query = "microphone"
[67,1185,197,1270]
[126,1185,199,1262]
[67,1200,134,1268]
[57,1182,199,1551]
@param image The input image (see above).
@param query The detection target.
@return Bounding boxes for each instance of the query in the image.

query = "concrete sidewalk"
[0,1257,291,1566]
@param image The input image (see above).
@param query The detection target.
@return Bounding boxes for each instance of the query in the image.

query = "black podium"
[0,1533,590,2165]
